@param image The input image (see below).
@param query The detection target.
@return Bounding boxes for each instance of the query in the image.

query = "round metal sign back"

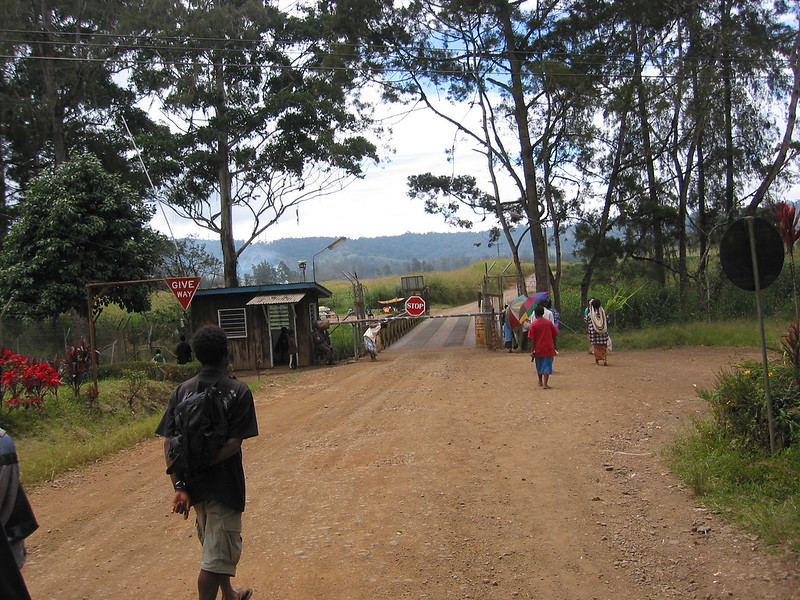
[719,216,784,291]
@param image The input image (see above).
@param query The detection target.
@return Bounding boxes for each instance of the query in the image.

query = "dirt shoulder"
[22,344,800,600]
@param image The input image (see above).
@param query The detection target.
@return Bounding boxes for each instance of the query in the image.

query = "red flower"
[774,201,800,247]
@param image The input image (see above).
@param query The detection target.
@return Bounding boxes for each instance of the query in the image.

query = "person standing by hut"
[287,329,299,370]
[274,327,290,365]
[585,298,610,366]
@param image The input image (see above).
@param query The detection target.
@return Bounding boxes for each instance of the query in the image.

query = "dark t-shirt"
[175,342,192,365]
[155,370,258,512]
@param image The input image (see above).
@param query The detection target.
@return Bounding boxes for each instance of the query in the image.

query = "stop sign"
[405,295,426,316]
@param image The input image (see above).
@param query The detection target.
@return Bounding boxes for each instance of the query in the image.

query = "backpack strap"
[193,373,225,394]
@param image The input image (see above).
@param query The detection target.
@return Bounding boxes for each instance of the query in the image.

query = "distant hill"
[194,228,579,280]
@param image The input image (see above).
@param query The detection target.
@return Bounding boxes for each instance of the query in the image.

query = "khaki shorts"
[194,500,243,576]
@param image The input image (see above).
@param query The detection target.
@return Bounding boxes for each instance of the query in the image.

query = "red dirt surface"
[22,342,800,600]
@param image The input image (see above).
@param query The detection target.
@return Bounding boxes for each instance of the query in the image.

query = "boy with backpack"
[156,325,258,600]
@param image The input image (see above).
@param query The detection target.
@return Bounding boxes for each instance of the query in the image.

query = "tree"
[0,154,164,320]
[385,0,601,300]
[131,0,380,287]
[1,0,167,200]
[156,237,223,286]
[565,0,797,306]
[247,261,278,286]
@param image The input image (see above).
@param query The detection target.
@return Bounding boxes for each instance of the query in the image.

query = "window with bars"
[218,308,247,338]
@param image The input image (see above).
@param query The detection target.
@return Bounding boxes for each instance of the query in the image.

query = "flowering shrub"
[700,360,800,450]
[0,348,61,414]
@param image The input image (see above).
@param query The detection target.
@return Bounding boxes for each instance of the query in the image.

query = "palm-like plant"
[773,201,800,322]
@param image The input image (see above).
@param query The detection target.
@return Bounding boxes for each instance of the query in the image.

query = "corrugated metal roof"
[194,282,332,297]
[246,293,306,306]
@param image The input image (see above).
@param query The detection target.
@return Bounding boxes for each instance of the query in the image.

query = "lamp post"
[297,260,307,282]
[312,236,346,282]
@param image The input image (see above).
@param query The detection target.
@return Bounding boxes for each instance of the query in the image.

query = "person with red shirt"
[528,305,560,389]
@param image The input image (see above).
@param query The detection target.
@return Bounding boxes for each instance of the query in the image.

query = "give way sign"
[405,295,426,316]
[165,277,201,310]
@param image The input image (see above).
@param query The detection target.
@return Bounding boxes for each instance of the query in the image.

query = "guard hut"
[190,282,333,372]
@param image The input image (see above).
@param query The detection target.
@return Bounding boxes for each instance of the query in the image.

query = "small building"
[190,282,332,372]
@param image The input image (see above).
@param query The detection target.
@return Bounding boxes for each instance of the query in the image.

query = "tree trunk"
[580,105,631,305]
[746,20,800,214]
[719,0,736,221]
[36,0,68,165]
[214,55,238,288]
[497,5,549,292]
[634,27,665,287]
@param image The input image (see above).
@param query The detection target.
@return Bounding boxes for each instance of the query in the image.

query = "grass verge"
[10,378,267,487]
[667,423,800,554]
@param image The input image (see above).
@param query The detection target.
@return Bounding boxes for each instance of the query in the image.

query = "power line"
[0,28,793,68]
[0,52,790,82]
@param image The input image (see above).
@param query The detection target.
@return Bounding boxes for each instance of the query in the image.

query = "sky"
[149,103,497,245]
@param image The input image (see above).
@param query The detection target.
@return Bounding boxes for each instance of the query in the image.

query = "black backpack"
[166,376,232,480]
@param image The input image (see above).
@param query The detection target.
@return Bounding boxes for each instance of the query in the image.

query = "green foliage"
[0,154,165,320]
[699,361,800,451]
[669,429,800,553]
[155,237,222,285]
[322,263,483,315]
[9,377,174,485]
[97,361,200,383]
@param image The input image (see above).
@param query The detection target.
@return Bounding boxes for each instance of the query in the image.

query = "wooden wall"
[190,291,321,372]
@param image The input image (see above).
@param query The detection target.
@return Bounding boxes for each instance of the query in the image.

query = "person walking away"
[152,348,167,364]
[541,298,559,350]
[585,298,610,366]
[176,336,193,365]
[363,322,382,361]
[156,325,258,600]
[584,297,596,354]
[528,305,560,389]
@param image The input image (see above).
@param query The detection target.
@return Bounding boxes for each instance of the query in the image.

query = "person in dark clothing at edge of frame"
[156,325,259,600]
[1,428,38,600]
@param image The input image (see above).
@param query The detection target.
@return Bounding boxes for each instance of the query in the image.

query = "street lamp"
[312,236,346,282]
[297,260,307,282]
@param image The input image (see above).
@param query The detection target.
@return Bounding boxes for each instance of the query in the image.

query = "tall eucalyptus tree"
[1,0,161,195]
[130,0,383,287]
[567,0,798,307]
[387,0,601,299]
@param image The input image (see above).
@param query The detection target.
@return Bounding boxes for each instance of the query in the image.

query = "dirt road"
[22,342,800,600]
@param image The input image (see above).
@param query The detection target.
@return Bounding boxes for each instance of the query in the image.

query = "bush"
[700,361,800,451]
[0,348,61,418]
[97,361,201,382]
